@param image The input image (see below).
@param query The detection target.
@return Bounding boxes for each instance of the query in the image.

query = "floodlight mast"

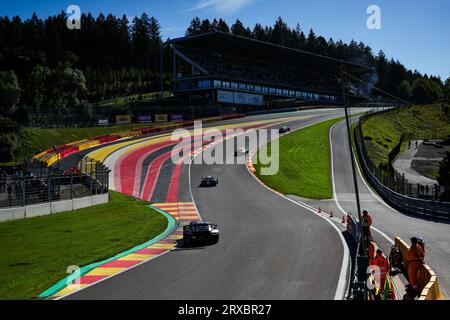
[340,67,363,230]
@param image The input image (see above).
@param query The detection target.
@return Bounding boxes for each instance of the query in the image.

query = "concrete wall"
[0,194,109,223]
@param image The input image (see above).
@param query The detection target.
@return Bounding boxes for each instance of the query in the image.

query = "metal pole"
[341,70,363,227]
[341,69,367,300]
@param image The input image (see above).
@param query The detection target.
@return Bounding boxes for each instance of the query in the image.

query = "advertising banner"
[217,90,263,106]
[234,92,264,106]
[98,119,109,126]
[170,114,183,122]
[137,115,153,123]
[155,114,168,123]
[115,115,132,124]
[217,90,234,104]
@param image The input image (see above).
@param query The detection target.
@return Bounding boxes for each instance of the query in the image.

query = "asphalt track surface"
[331,119,450,298]
[60,108,449,300]
[63,109,351,300]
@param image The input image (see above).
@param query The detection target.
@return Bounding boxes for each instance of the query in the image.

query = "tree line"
[0,12,165,161]
[1,13,450,162]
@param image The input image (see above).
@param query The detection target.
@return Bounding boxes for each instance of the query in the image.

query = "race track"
[62,109,351,300]
[56,108,448,300]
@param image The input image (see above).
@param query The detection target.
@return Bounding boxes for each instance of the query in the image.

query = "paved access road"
[64,109,351,300]
[331,119,450,298]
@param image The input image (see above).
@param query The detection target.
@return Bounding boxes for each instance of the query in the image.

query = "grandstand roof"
[169,32,373,75]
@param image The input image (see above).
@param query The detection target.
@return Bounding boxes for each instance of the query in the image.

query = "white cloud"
[185,0,255,14]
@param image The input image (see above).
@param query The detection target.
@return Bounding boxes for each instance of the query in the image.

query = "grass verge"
[0,191,167,300]
[254,117,344,199]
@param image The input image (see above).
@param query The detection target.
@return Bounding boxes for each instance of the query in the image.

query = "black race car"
[200,176,218,187]
[183,221,219,246]
[279,125,291,134]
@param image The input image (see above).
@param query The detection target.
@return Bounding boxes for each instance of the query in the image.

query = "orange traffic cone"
[329,210,333,218]
[341,214,346,224]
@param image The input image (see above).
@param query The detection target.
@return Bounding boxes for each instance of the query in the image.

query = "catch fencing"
[0,158,109,210]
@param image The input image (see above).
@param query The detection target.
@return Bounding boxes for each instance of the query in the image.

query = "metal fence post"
[48,176,51,203]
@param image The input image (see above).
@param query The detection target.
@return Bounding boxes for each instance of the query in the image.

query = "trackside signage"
[155,114,168,122]
[171,114,183,122]
[137,115,152,123]
[115,115,131,124]
[217,90,234,104]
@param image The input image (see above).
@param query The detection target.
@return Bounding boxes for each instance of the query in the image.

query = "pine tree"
[305,29,317,53]
[186,17,202,36]
[231,19,250,37]
[217,19,230,33]
[252,23,266,41]
[200,19,212,33]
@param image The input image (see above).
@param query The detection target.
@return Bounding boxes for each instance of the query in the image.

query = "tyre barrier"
[395,237,445,300]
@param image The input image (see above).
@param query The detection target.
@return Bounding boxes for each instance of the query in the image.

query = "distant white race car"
[234,147,249,157]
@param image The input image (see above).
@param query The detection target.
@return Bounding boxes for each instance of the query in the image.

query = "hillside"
[4,123,155,165]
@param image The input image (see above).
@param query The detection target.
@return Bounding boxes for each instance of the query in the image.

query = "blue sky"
[1,0,449,80]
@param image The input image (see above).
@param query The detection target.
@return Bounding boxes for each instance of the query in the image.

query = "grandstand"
[169,32,374,112]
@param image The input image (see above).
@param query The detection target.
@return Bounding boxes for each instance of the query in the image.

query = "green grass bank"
[360,104,450,169]
[5,123,157,165]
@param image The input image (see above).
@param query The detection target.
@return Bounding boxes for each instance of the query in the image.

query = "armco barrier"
[395,237,445,300]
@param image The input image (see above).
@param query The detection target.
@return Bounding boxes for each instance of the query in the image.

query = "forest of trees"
[1,13,449,124]
[1,12,449,162]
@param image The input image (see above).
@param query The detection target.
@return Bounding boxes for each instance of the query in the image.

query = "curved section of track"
[61,109,352,299]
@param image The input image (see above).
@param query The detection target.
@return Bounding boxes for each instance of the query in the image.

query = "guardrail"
[395,237,444,300]
[354,111,450,221]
